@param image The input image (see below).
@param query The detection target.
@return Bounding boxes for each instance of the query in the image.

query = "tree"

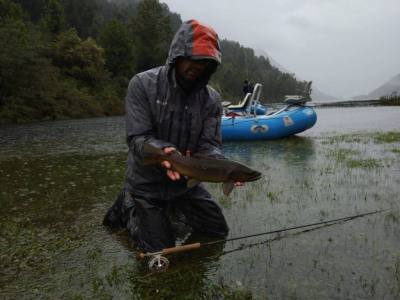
[11,0,47,22]
[52,29,122,116]
[0,1,63,121]
[40,0,66,35]
[0,0,23,21]
[99,19,135,78]
[1,0,310,123]
[53,29,108,87]
[131,0,172,71]
[61,0,98,38]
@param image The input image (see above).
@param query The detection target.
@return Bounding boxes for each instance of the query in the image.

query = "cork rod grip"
[135,243,202,260]
[162,243,201,255]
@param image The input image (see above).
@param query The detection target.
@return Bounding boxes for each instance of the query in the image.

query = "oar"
[136,208,389,271]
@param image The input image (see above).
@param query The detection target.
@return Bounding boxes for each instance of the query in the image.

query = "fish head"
[229,165,262,182]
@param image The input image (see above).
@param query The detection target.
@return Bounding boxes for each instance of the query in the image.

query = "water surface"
[1,106,400,299]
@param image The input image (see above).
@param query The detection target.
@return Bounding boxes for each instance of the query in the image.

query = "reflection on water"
[224,136,316,165]
[303,106,400,136]
[1,107,400,299]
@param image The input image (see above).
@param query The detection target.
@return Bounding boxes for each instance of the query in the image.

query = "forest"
[0,0,310,123]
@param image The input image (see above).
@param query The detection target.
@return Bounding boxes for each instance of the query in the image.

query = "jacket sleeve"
[125,75,175,160]
[196,95,225,159]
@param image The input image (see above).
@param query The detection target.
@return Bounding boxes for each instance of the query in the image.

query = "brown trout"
[142,143,262,196]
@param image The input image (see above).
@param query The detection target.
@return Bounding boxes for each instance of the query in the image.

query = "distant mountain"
[353,73,400,100]
[311,88,340,102]
[254,49,339,102]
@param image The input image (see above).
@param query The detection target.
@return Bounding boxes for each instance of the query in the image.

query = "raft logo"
[251,124,268,133]
[283,116,294,127]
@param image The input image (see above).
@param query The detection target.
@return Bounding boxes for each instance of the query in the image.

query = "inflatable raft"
[221,84,317,141]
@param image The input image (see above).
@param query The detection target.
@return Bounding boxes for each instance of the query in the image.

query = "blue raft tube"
[221,83,317,141]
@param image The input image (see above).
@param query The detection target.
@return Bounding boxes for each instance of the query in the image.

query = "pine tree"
[0,1,61,121]
[100,19,135,78]
[131,0,172,71]
[61,0,98,38]
[40,0,66,35]
[53,28,107,87]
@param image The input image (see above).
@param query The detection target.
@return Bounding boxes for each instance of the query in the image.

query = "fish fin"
[222,182,235,196]
[187,178,200,188]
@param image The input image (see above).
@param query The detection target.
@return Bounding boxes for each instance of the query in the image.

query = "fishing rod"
[136,208,389,272]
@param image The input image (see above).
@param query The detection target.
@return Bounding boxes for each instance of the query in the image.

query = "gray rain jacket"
[124,20,224,201]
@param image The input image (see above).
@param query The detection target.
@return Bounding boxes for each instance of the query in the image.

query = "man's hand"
[161,147,181,181]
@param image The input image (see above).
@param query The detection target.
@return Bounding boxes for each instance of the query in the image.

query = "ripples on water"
[0,107,400,299]
[0,116,126,158]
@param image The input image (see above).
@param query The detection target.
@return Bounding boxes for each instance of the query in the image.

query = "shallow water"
[1,106,400,299]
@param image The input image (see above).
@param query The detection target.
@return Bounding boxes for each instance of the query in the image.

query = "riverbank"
[314,97,400,107]
[314,99,380,107]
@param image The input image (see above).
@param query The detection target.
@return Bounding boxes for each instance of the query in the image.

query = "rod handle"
[135,242,202,260]
[162,242,201,255]
[136,252,146,260]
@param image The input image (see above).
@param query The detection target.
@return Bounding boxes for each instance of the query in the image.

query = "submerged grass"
[321,130,400,145]
[325,147,382,169]
[72,262,254,300]
[326,148,361,162]
[1,119,400,299]
[373,131,400,144]
[321,131,400,169]
[320,133,367,144]
[346,158,381,169]
[390,148,400,154]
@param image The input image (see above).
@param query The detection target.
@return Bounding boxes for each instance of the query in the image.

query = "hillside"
[353,74,400,100]
[368,74,400,99]
[0,0,309,123]
[254,49,339,102]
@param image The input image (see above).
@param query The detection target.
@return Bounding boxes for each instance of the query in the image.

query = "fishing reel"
[148,255,170,272]
[137,242,201,272]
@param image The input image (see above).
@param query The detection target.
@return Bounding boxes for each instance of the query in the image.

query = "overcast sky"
[162,0,400,98]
